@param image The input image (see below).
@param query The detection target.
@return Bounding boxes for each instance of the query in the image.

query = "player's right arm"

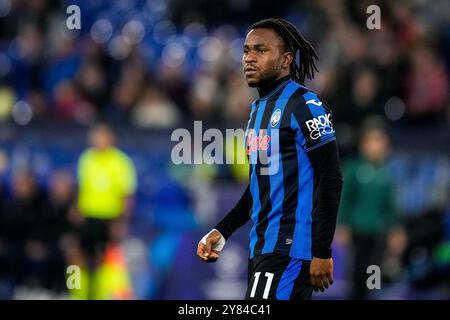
[197,186,251,262]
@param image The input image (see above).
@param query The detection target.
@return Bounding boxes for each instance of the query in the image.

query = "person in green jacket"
[337,121,407,299]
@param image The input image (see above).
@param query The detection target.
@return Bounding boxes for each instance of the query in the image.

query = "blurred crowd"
[0,0,448,132]
[0,124,136,299]
[0,0,449,299]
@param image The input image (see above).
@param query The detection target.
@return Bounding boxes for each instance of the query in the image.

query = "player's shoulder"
[289,82,325,106]
[287,81,332,114]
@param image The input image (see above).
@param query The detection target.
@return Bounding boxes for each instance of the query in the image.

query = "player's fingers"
[310,275,321,291]
[327,272,334,286]
[203,250,219,262]
[314,275,325,292]
[204,237,214,257]
[205,255,218,262]
[208,250,219,259]
[197,242,205,258]
[321,275,329,289]
[197,243,212,261]
[317,279,325,292]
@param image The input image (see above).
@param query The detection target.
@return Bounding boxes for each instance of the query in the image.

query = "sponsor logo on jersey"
[305,99,323,107]
[305,113,334,140]
[246,129,270,155]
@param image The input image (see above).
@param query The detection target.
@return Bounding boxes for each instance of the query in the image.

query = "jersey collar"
[257,75,292,100]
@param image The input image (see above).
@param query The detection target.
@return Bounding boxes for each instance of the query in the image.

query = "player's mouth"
[244,66,258,75]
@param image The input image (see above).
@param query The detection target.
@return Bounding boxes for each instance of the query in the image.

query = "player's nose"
[244,52,257,64]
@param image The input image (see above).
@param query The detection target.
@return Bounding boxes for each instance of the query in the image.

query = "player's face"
[243,28,288,88]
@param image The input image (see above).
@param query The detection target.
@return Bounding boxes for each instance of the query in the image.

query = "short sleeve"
[291,91,336,152]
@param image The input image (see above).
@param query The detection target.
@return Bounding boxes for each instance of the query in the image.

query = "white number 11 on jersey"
[250,272,275,299]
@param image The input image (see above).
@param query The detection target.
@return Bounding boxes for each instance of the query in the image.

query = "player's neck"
[257,75,291,98]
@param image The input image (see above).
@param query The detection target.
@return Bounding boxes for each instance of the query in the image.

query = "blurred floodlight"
[147,0,168,13]
[146,0,168,21]
[0,0,11,17]
[12,101,32,126]
[198,37,223,62]
[384,96,405,121]
[183,22,208,47]
[167,34,190,48]
[153,20,176,45]
[115,0,138,12]
[122,20,146,45]
[90,19,113,44]
[162,40,187,68]
[108,35,131,60]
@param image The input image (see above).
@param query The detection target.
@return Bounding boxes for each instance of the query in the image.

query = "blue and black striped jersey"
[244,78,336,260]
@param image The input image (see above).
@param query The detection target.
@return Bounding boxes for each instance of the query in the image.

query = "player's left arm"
[292,93,343,292]
[307,139,343,292]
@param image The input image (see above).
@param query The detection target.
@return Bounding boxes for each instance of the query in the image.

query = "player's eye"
[258,49,266,53]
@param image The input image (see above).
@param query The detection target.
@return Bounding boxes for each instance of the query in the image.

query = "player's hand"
[197,230,223,263]
[310,257,334,292]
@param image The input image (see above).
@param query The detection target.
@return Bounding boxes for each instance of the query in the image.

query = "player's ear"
[282,52,293,70]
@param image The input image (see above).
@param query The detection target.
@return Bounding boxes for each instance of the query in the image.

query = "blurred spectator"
[29,170,78,294]
[0,0,447,130]
[0,170,46,296]
[131,84,181,129]
[188,70,220,121]
[222,70,254,126]
[404,44,448,123]
[75,123,137,299]
[337,119,407,299]
[75,62,107,110]
[108,56,146,123]
[53,80,96,124]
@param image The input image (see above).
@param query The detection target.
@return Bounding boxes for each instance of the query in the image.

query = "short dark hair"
[250,18,318,84]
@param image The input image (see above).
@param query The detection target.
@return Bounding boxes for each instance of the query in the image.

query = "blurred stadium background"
[0,0,449,299]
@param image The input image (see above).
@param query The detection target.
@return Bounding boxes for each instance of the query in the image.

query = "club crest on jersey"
[305,113,334,140]
[270,109,282,127]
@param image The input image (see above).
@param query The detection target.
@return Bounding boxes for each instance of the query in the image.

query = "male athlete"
[197,18,343,300]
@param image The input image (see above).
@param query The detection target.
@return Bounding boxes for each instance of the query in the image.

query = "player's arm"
[197,186,251,262]
[307,140,343,291]
[308,140,343,259]
[292,94,343,291]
